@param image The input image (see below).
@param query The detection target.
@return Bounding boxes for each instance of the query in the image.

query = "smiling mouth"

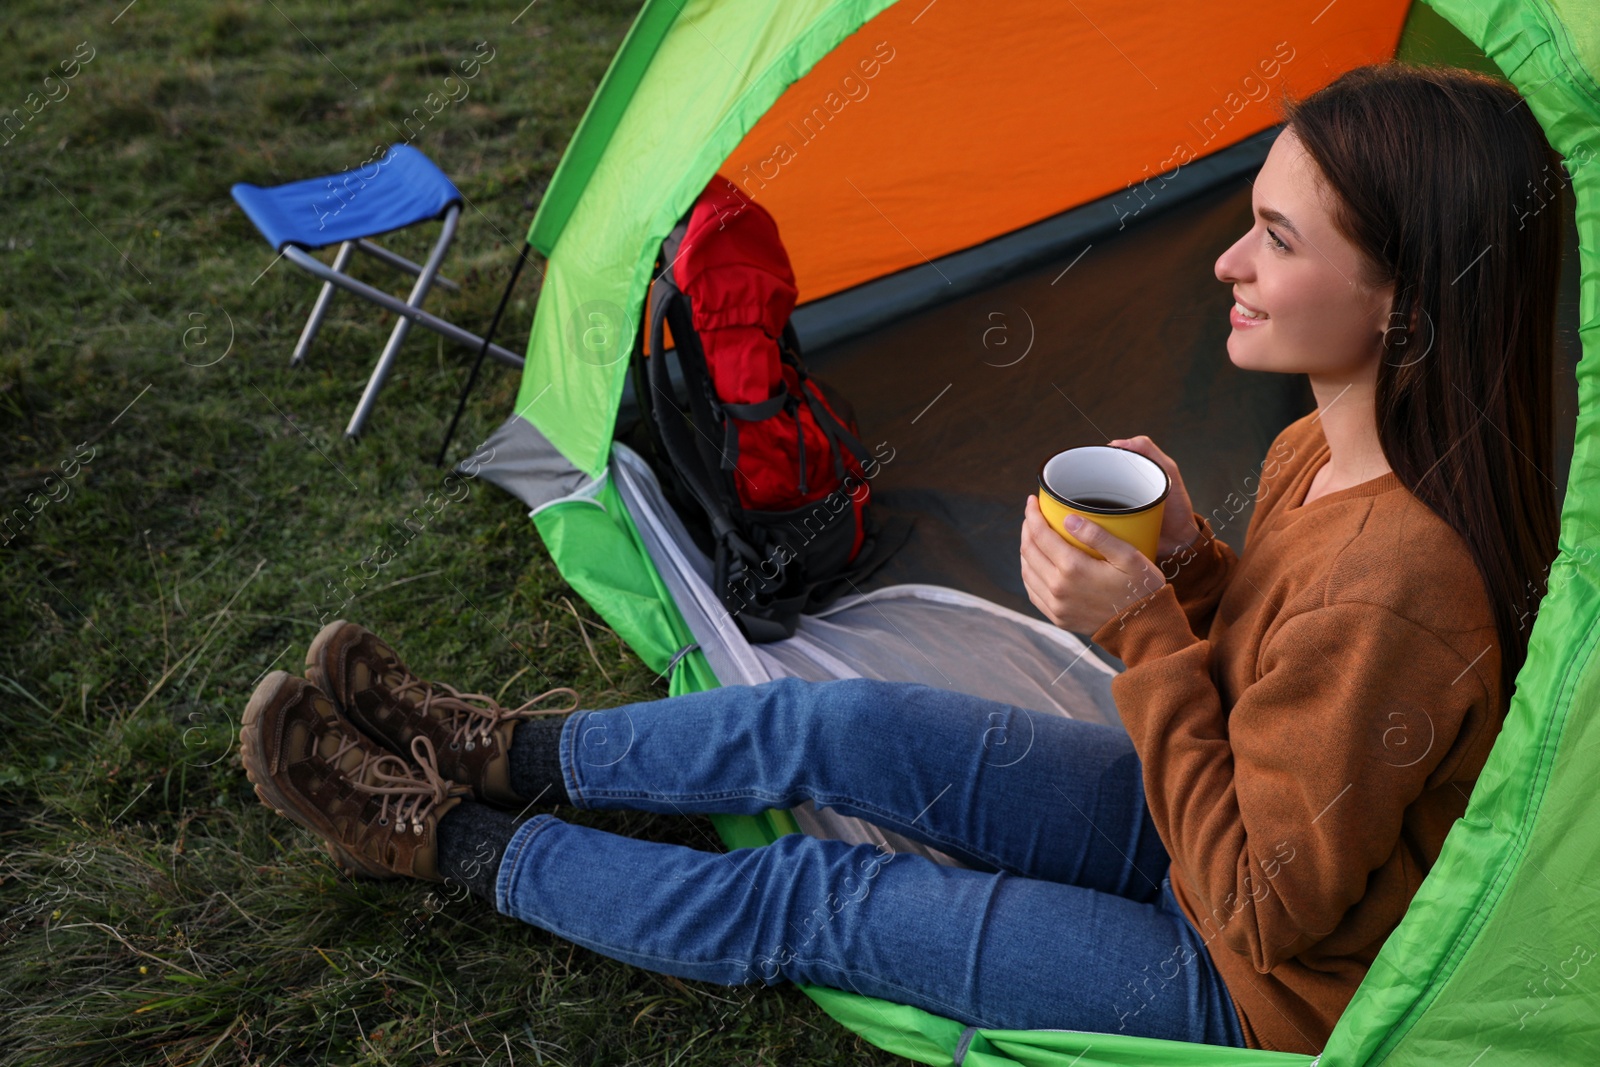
[1233,301,1268,320]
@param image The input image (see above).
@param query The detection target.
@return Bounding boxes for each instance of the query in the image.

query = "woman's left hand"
[1020,495,1169,634]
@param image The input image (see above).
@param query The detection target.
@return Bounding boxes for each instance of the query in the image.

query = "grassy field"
[0,2,904,1063]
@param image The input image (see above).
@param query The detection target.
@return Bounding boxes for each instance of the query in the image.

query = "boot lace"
[388,675,581,755]
[324,732,413,787]
[349,735,470,835]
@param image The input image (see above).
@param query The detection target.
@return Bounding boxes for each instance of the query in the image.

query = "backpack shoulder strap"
[644,222,754,559]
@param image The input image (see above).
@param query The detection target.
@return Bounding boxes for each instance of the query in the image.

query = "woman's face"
[1214,126,1395,380]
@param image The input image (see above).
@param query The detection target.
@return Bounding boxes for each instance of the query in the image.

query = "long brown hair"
[1280,62,1563,708]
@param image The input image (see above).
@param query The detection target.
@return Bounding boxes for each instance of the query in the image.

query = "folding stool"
[232,143,524,437]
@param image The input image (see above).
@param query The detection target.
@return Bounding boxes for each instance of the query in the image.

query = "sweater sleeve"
[1089,588,1491,974]
[1158,512,1238,638]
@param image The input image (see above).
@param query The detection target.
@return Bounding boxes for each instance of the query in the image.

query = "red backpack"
[630,174,907,642]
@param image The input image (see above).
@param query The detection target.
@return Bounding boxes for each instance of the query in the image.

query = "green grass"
[0,2,904,1063]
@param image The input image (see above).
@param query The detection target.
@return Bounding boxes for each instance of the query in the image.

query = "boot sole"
[239,669,397,881]
[304,618,352,714]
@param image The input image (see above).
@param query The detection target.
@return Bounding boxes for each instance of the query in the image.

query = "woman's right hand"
[1107,435,1200,561]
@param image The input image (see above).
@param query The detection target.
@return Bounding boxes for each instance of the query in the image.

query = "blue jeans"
[493,676,1248,1046]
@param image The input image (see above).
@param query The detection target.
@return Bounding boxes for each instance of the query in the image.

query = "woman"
[240,62,1560,1055]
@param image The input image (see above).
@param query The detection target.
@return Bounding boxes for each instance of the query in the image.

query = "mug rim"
[1037,445,1171,515]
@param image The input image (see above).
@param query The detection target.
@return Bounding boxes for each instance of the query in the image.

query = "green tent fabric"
[486,0,1600,1061]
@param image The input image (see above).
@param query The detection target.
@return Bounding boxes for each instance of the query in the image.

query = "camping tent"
[466,0,1600,1062]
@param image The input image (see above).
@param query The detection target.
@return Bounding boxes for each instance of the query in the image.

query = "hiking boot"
[240,670,470,881]
[306,619,579,808]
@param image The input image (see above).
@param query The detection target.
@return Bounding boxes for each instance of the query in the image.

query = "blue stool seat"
[231,144,462,252]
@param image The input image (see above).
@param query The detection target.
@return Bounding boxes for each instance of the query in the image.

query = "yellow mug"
[1037,446,1169,563]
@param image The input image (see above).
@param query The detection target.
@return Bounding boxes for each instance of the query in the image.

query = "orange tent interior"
[717,0,1411,303]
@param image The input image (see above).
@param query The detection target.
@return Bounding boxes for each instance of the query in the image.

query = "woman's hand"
[1021,495,1169,634]
[1106,436,1202,560]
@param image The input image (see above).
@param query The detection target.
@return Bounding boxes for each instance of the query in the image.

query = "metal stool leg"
[355,239,460,292]
[282,245,524,367]
[344,205,461,439]
[291,241,355,366]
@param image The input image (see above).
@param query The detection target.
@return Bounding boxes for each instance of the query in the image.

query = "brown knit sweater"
[1088,411,1506,1055]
